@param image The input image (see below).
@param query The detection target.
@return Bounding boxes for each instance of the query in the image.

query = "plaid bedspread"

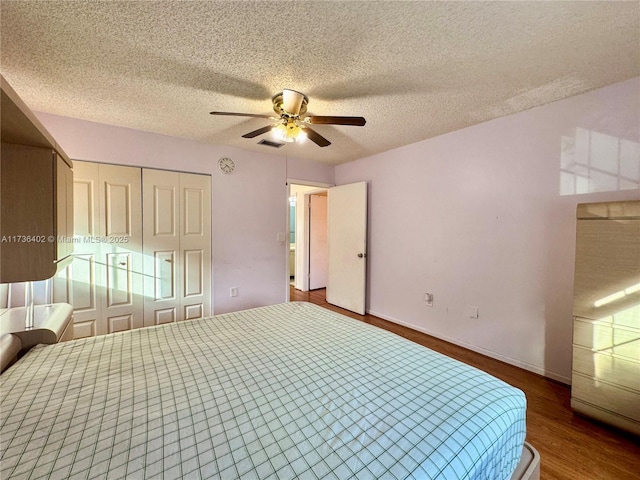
[1,302,525,479]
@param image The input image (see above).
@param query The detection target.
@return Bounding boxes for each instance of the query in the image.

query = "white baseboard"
[367,309,571,385]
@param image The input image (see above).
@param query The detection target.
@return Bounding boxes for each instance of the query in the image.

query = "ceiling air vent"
[258,139,285,148]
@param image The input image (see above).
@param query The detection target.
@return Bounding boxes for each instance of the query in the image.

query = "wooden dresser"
[571,200,640,435]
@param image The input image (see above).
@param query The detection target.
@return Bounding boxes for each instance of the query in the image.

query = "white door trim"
[286,181,333,302]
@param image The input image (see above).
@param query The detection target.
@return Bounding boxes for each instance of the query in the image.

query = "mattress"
[0,302,526,479]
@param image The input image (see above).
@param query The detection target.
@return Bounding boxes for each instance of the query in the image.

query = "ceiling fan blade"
[282,89,305,115]
[242,125,274,138]
[210,111,274,119]
[306,116,366,126]
[302,126,331,147]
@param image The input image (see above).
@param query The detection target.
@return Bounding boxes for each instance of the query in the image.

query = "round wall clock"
[218,157,235,174]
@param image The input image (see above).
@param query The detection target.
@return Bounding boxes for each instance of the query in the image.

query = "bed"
[1,302,535,479]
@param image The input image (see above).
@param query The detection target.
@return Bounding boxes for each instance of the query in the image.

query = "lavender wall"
[35,113,334,313]
[335,78,640,383]
[36,77,639,382]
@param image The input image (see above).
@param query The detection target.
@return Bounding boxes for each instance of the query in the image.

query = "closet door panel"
[183,188,204,235]
[154,307,176,325]
[97,164,142,335]
[104,183,131,236]
[184,250,203,297]
[70,254,97,311]
[180,173,211,320]
[51,175,93,306]
[184,304,203,321]
[143,169,180,326]
[154,251,176,300]
[67,172,98,312]
[144,170,211,324]
[108,314,133,334]
[73,179,96,237]
[154,186,176,235]
[74,320,96,339]
[58,161,103,339]
[105,252,133,307]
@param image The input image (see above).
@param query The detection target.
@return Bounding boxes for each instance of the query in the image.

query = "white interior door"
[309,194,328,290]
[326,182,367,314]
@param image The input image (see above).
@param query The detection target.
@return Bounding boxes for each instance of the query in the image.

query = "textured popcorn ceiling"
[1,1,638,165]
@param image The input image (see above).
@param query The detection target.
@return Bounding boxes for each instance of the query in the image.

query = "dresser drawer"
[571,373,640,422]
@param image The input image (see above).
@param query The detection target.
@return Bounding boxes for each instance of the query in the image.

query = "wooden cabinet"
[0,74,73,283]
[571,200,640,435]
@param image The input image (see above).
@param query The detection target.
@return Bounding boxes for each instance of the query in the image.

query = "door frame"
[285,179,333,302]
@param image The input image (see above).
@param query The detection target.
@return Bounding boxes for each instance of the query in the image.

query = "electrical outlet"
[424,292,433,307]
[469,307,479,319]
[230,287,238,297]
[277,232,286,242]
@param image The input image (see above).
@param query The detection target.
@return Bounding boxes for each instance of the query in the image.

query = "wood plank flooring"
[290,287,640,480]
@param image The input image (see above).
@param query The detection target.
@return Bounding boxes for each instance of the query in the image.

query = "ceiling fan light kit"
[210,89,365,147]
[273,121,306,143]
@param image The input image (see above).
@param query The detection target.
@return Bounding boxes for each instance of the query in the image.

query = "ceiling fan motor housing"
[272,89,308,117]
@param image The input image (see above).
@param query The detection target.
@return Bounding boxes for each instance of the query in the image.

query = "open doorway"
[287,182,330,295]
[287,181,368,313]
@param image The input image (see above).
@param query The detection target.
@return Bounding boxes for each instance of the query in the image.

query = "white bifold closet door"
[55,161,144,338]
[55,162,211,339]
[142,169,211,326]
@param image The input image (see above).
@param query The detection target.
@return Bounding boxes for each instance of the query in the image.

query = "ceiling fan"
[210,89,366,147]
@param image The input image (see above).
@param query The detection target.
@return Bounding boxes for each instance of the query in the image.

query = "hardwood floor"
[290,287,640,480]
